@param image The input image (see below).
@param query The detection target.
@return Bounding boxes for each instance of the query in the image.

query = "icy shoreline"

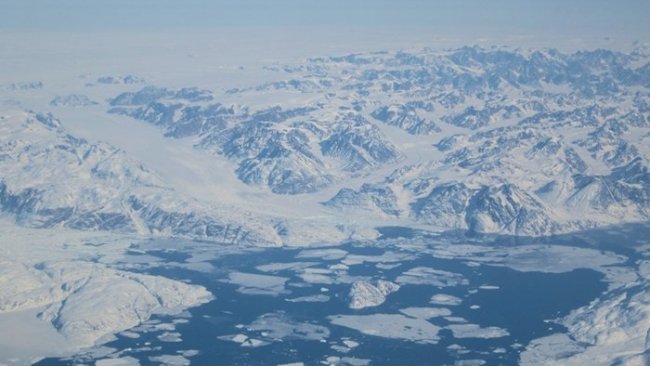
[0,221,213,366]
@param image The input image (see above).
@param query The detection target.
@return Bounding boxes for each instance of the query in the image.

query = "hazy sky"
[1,0,649,69]
[1,0,649,39]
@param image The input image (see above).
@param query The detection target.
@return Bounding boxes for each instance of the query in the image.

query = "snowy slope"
[0,220,212,365]
[0,111,280,245]
[2,46,650,238]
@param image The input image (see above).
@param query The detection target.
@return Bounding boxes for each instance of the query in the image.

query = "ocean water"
[35,234,610,366]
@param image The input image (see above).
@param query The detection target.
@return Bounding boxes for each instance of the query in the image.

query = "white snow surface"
[329,313,440,344]
[399,307,452,319]
[224,272,289,296]
[396,267,468,287]
[421,240,650,366]
[1,32,650,366]
[447,324,510,339]
[95,357,140,366]
[430,294,463,306]
[0,219,212,365]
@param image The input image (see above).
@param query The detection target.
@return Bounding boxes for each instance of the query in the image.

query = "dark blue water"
[36,239,608,366]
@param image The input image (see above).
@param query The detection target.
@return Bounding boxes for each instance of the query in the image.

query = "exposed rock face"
[9,46,650,237]
[0,112,275,245]
[349,280,400,309]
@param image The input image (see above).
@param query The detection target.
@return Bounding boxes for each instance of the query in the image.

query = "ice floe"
[256,262,318,273]
[396,267,468,287]
[375,263,402,270]
[429,244,625,274]
[148,354,190,366]
[454,360,486,366]
[341,251,415,266]
[217,333,271,348]
[447,323,509,339]
[399,307,452,319]
[95,357,140,366]
[286,294,331,303]
[321,356,371,366]
[223,272,289,296]
[430,294,463,306]
[298,268,336,285]
[342,339,359,349]
[157,332,182,343]
[247,312,330,342]
[478,285,499,290]
[296,248,348,261]
[329,314,440,344]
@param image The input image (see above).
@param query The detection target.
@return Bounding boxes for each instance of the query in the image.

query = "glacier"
[0,42,649,366]
[85,46,650,237]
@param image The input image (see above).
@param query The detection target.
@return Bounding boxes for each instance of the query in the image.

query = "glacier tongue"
[0,111,282,245]
[8,45,648,238]
[0,110,376,246]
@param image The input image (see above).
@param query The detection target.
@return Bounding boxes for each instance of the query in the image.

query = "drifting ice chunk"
[447,323,509,339]
[430,294,463,306]
[396,267,468,287]
[329,314,440,344]
[224,272,289,296]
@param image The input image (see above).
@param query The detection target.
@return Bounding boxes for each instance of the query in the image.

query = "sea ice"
[430,294,463,306]
[322,356,371,366]
[376,263,402,270]
[95,357,140,366]
[399,307,452,319]
[396,267,468,287]
[454,360,486,366]
[341,251,414,266]
[157,332,182,343]
[224,272,289,296]
[298,268,335,284]
[148,355,190,366]
[179,350,199,357]
[478,285,499,290]
[247,312,330,342]
[429,244,625,274]
[329,314,440,344]
[447,323,509,339]
[256,262,317,273]
[296,248,348,260]
[286,294,330,303]
[342,339,359,348]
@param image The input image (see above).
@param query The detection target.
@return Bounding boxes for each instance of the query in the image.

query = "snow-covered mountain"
[49,94,98,107]
[96,46,650,236]
[0,112,281,245]
[1,37,650,366]
[109,90,400,194]
[2,46,649,238]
